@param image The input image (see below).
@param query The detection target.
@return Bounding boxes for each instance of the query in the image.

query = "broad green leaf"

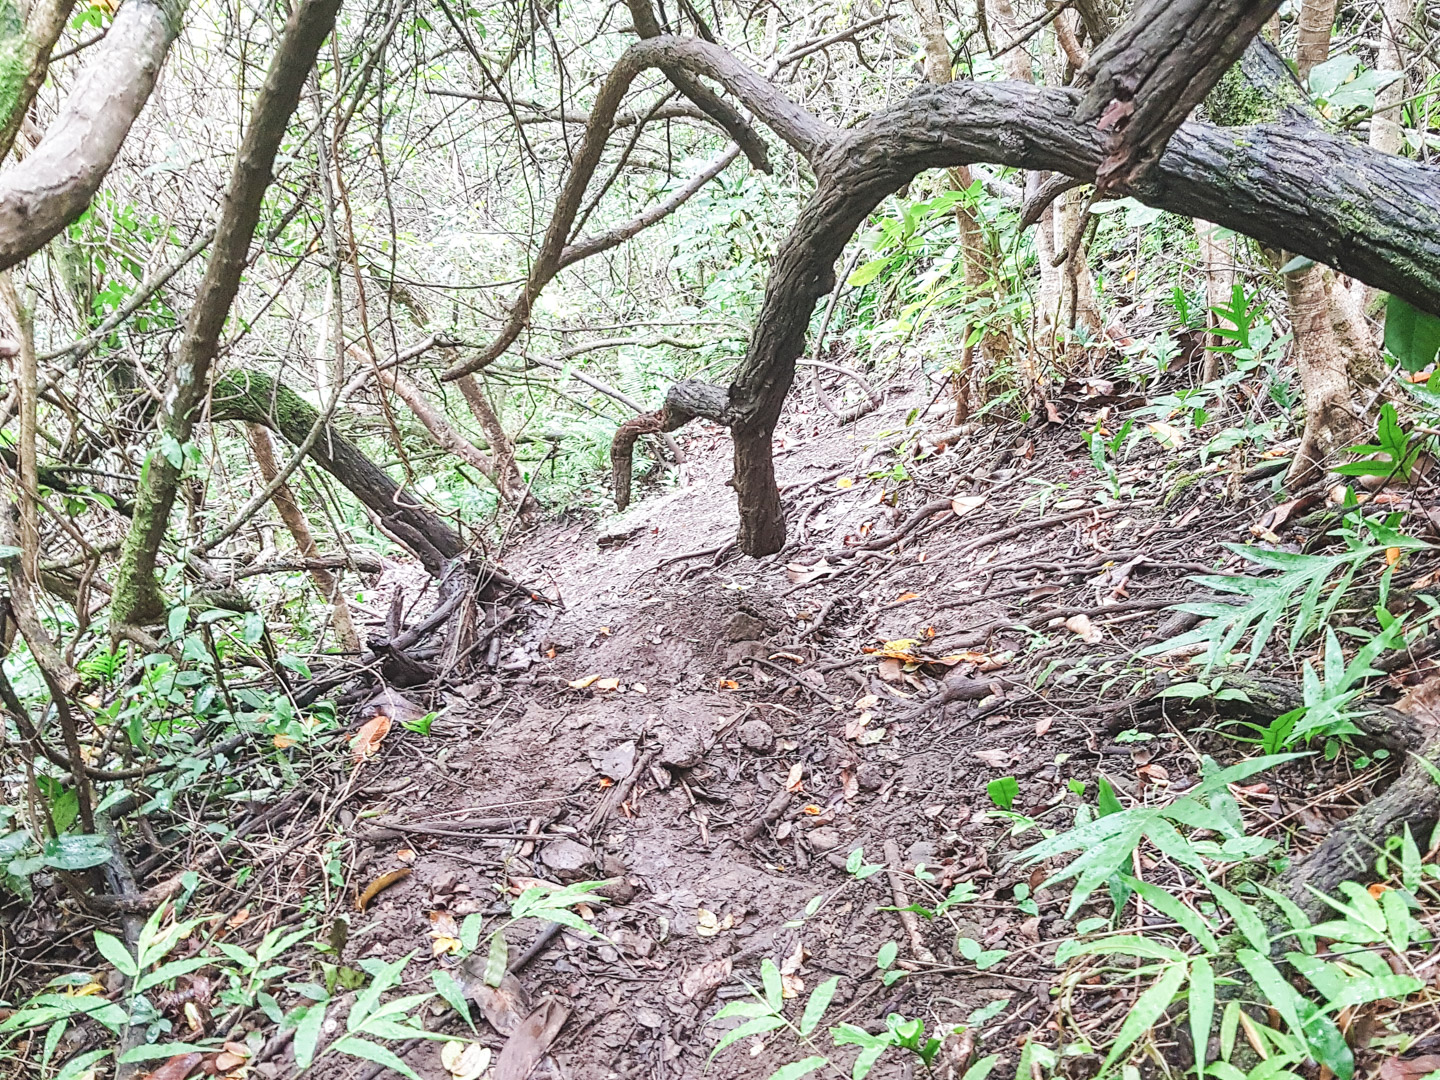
[1237,949,1306,1041]
[1101,959,1187,1070]
[54,1049,110,1080]
[761,957,783,1010]
[1055,936,1187,965]
[710,1014,786,1059]
[1220,1000,1240,1062]
[1209,883,1268,954]
[712,999,772,1021]
[293,1001,327,1070]
[1190,957,1215,1080]
[767,1055,828,1080]
[963,1054,999,1080]
[331,1036,421,1080]
[1385,293,1440,372]
[800,976,839,1036]
[431,971,473,1030]
[484,931,508,987]
[876,941,898,971]
[94,931,139,978]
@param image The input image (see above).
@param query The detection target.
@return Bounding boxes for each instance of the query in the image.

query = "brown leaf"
[355,867,410,911]
[784,762,805,793]
[1064,614,1103,644]
[350,713,392,764]
[950,495,987,517]
[1379,1055,1440,1080]
[1034,716,1054,737]
[495,1000,569,1080]
[142,1053,205,1080]
[973,748,1011,768]
[679,957,732,1001]
[472,974,531,1036]
[877,657,904,683]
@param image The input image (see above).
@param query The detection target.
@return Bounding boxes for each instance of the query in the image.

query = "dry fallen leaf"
[951,494,987,516]
[717,678,740,690]
[837,476,854,489]
[844,712,873,740]
[140,1052,205,1080]
[1379,1056,1440,1080]
[784,762,805,793]
[350,713,392,764]
[355,867,410,911]
[893,591,921,603]
[430,910,463,956]
[568,674,600,689]
[974,748,1011,768]
[495,999,569,1080]
[1034,716,1054,737]
[395,848,417,865]
[272,734,296,749]
[786,559,839,585]
[680,957,732,1000]
[594,678,621,691]
[1064,614,1103,644]
[441,1041,492,1080]
[877,658,904,684]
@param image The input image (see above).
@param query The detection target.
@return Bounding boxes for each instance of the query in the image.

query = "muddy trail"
[297,368,1403,1080]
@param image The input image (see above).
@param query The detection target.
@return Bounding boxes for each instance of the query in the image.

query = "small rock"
[723,640,767,665]
[723,611,767,641]
[540,838,594,879]
[807,827,842,852]
[597,854,635,902]
[906,840,939,867]
[429,869,460,895]
[857,762,885,791]
[659,731,704,770]
[738,719,776,754]
[590,740,638,780]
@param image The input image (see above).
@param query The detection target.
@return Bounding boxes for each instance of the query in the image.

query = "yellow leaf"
[1386,546,1402,567]
[272,734,297,749]
[696,908,721,937]
[568,674,600,689]
[355,867,410,911]
[837,477,854,489]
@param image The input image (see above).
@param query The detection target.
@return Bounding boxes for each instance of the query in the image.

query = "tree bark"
[0,0,80,163]
[1074,0,1284,188]
[244,424,360,653]
[111,0,343,625]
[0,0,186,271]
[210,372,468,581]
[1283,267,1360,487]
[1294,0,1336,81]
[1370,0,1412,158]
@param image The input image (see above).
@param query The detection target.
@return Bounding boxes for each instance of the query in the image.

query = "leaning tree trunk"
[0,0,187,271]
[211,372,474,581]
[112,0,343,626]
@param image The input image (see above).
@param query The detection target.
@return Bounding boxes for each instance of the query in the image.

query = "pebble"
[540,838,594,877]
[857,762,885,790]
[807,826,842,852]
[738,719,776,754]
[659,731,704,769]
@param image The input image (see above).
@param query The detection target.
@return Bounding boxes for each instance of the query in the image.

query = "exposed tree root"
[1204,671,1440,917]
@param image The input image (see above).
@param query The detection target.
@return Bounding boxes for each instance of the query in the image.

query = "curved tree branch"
[0,0,186,271]
[439,36,837,383]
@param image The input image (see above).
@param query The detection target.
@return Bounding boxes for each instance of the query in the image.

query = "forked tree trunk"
[244,424,361,652]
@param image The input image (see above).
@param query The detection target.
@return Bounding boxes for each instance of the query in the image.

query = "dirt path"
[340,383,1259,1079]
